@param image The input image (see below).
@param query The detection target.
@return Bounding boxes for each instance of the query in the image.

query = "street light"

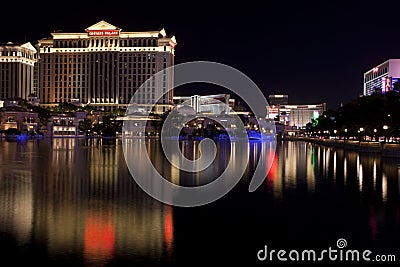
[359,127,365,141]
[383,125,389,143]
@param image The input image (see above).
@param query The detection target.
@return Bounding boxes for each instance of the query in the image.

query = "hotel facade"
[267,103,326,129]
[363,59,400,96]
[36,20,177,112]
[0,42,37,100]
[173,94,236,115]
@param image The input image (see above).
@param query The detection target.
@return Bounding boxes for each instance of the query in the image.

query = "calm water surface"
[0,139,399,266]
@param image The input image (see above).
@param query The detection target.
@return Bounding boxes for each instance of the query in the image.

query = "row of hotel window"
[53,38,159,48]
[53,131,78,135]
[0,51,36,59]
[49,86,156,93]
[44,80,153,88]
[40,53,159,63]
[43,48,166,53]
[42,76,151,84]
[41,67,157,76]
[42,62,156,75]
[48,86,156,94]
[365,67,389,82]
[42,73,155,81]
[49,96,156,103]
[4,117,37,123]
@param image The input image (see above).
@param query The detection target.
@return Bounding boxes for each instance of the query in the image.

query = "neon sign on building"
[87,30,119,36]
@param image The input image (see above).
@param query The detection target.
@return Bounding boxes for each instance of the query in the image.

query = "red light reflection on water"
[267,152,278,181]
[84,210,115,266]
[164,205,174,257]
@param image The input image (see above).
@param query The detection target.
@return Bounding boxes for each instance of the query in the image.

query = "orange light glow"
[84,211,115,266]
[169,40,176,48]
[164,205,174,256]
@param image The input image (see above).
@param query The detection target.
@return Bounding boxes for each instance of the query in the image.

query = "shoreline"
[4,135,400,158]
[281,137,400,158]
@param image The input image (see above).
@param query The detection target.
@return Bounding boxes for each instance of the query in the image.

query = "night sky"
[1,0,400,110]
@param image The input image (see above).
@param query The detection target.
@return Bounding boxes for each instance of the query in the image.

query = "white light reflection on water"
[0,142,34,247]
[306,144,316,193]
[325,147,330,178]
[373,160,377,191]
[358,163,363,193]
[0,170,33,246]
[284,142,297,189]
[0,139,174,266]
[382,172,388,203]
[397,164,400,195]
[333,151,337,182]
[344,157,347,185]
[356,155,360,178]
[266,141,316,196]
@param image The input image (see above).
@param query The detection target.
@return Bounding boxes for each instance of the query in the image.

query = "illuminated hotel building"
[267,103,326,129]
[0,42,37,100]
[173,94,235,114]
[268,94,288,106]
[36,20,177,112]
[363,59,400,96]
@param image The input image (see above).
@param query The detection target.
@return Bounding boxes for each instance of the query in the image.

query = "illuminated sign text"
[88,30,119,36]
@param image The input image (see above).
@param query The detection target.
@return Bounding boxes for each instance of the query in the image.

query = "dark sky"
[1,0,399,110]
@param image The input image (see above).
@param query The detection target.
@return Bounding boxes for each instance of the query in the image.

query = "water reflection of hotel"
[1,139,400,263]
[266,141,316,199]
[46,138,172,264]
[0,139,173,265]
[265,141,400,241]
[0,142,34,246]
[266,141,400,205]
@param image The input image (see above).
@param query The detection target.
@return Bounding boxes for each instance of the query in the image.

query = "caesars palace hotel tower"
[36,20,177,112]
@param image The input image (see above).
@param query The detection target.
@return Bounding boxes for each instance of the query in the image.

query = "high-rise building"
[363,59,400,96]
[0,42,37,100]
[267,97,326,129]
[278,104,326,128]
[36,20,177,112]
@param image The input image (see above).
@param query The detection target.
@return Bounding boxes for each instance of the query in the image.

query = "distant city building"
[27,93,39,106]
[268,94,288,106]
[0,42,37,100]
[173,94,235,115]
[0,99,38,132]
[48,110,86,137]
[267,103,326,129]
[363,59,400,96]
[86,110,104,125]
[36,20,177,112]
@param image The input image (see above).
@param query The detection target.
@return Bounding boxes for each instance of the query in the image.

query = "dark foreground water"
[0,138,399,266]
